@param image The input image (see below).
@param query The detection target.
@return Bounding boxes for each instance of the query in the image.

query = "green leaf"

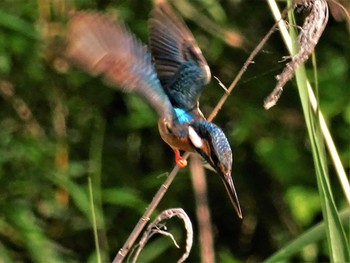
[287,4,350,262]
[264,209,350,262]
[0,10,38,40]
[7,205,66,263]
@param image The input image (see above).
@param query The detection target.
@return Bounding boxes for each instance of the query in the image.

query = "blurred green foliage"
[0,0,348,262]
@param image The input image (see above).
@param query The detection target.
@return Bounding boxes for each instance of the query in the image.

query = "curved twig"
[130,208,193,263]
[264,0,329,109]
[113,160,186,262]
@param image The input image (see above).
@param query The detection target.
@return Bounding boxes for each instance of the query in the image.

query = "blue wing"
[149,3,211,111]
[66,11,174,122]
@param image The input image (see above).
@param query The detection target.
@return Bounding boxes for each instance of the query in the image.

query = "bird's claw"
[174,149,187,168]
[176,158,187,168]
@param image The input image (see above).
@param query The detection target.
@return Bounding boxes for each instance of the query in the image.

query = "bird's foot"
[174,149,187,168]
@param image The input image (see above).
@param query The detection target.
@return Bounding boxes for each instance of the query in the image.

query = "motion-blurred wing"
[149,3,211,110]
[66,11,173,122]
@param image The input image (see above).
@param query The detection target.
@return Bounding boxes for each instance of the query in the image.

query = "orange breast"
[158,120,194,152]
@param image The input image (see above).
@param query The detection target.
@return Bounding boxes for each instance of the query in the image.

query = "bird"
[66,2,242,219]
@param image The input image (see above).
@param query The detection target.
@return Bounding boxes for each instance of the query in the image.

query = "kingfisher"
[66,2,242,218]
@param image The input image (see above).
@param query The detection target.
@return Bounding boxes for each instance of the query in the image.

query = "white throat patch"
[188,126,203,148]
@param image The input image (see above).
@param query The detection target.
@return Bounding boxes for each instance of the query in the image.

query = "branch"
[113,160,186,262]
[264,0,329,109]
[130,208,193,263]
[189,155,215,263]
[208,12,283,121]
[267,0,350,205]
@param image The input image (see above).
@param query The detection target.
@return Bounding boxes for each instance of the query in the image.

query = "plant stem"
[88,177,102,263]
[267,0,350,206]
[112,156,186,262]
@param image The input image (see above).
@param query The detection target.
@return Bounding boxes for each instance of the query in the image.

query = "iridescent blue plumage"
[173,108,194,123]
[66,2,242,218]
[189,121,241,217]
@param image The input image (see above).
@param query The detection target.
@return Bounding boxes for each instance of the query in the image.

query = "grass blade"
[264,209,350,262]
[267,1,350,262]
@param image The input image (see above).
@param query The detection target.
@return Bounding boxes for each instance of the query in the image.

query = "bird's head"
[188,121,242,218]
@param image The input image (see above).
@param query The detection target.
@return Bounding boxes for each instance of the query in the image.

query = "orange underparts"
[174,149,187,168]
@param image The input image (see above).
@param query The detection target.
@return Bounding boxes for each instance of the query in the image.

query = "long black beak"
[222,175,243,219]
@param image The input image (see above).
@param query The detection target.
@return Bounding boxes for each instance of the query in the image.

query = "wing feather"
[66,11,173,122]
[149,3,211,110]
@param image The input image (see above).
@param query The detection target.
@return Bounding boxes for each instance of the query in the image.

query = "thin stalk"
[267,0,350,205]
[88,115,109,261]
[189,155,215,263]
[113,158,185,262]
[208,16,281,121]
[88,177,102,263]
[267,0,350,262]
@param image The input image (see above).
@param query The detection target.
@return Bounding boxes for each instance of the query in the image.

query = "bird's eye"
[166,123,173,135]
